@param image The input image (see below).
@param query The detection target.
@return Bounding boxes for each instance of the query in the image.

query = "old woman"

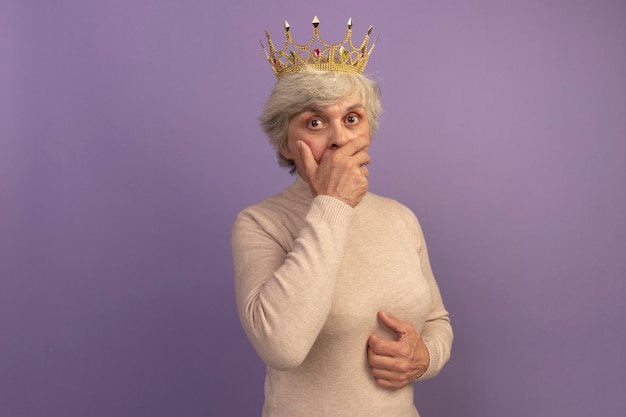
[231,17,453,417]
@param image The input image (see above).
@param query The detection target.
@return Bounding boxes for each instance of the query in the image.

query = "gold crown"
[261,16,377,79]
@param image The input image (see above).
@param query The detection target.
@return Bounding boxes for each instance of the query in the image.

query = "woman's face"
[281,96,371,170]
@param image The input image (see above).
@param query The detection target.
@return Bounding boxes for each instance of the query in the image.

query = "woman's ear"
[280,145,294,160]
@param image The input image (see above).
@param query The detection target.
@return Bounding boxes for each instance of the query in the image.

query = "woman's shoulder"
[235,196,289,228]
[364,192,425,233]
[364,192,418,219]
[238,186,306,217]
[233,184,310,240]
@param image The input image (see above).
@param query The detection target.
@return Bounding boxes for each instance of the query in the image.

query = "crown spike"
[261,17,375,79]
[369,36,378,53]
[260,40,269,59]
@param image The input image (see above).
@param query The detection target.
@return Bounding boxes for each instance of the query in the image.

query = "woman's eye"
[346,114,360,124]
[308,119,323,129]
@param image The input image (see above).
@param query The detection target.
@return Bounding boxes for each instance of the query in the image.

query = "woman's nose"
[329,125,349,148]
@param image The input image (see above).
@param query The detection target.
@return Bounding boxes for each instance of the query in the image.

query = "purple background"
[2,1,625,416]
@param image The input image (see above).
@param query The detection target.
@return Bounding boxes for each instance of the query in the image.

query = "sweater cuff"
[307,195,355,226]
[417,338,442,381]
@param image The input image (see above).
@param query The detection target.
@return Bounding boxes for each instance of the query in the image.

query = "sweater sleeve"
[231,195,354,370]
[410,215,454,381]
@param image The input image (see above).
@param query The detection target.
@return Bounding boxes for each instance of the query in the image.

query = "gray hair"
[259,68,383,173]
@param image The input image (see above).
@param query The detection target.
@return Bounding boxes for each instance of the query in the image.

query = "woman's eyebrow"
[302,103,365,115]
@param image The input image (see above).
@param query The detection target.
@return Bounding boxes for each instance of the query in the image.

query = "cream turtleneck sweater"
[231,176,452,417]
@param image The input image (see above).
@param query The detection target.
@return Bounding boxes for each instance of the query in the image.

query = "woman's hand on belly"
[367,311,430,389]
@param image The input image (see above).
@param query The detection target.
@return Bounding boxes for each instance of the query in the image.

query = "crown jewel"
[261,16,377,79]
